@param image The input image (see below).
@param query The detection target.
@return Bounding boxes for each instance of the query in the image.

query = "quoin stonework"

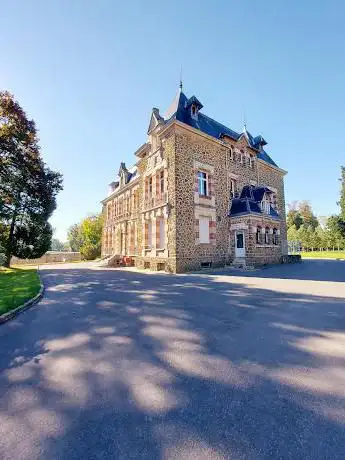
[101,85,288,273]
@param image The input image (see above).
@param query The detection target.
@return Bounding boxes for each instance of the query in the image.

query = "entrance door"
[235,231,246,258]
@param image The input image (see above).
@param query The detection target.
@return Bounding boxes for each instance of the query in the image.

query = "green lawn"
[300,251,345,259]
[0,268,41,315]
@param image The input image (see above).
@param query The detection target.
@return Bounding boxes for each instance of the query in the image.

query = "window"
[199,217,210,244]
[198,171,208,196]
[256,226,262,244]
[265,227,270,244]
[148,177,153,196]
[146,221,152,248]
[273,228,278,245]
[159,170,165,194]
[157,218,165,248]
[240,151,245,164]
[228,147,234,161]
[230,179,237,197]
[249,154,254,168]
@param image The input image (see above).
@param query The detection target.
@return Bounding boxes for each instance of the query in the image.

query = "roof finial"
[243,111,247,132]
[179,65,183,91]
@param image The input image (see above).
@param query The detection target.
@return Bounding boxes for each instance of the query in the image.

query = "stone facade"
[101,88,287,273]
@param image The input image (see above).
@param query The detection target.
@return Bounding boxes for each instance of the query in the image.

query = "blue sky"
[1,1,344,240]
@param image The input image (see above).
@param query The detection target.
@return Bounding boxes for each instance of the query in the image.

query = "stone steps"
[229,258,255,271]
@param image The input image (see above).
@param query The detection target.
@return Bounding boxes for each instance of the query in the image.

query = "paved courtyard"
[1,260,345,459]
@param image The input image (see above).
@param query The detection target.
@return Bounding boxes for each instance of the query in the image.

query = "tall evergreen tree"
[338,165,345,221]
[0,91,63,266]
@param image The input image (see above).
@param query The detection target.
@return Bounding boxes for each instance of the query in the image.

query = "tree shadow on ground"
[215,259,345,282]
[0,266,345,459]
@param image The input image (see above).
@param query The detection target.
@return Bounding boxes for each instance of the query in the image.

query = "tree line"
[49,214,103,260]
[287,167,345,251]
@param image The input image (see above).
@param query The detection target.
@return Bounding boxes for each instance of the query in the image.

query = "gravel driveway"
[1,260,345,459]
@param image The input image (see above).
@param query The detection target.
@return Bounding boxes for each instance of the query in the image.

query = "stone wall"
[11,251,81,265]
[172,124,286,272]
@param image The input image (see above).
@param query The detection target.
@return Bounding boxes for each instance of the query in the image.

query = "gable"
[147,108,163,134]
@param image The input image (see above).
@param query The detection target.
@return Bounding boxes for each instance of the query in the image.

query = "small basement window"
[201,261,212,269]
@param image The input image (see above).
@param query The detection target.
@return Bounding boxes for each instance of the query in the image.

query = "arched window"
[273,228,278,245]
[256,226,262,244]
[265,227,270,244]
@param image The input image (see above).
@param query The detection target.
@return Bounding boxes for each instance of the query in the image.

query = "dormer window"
[191,104,199,120]
[261,194,271,214]
[186,96,203,121]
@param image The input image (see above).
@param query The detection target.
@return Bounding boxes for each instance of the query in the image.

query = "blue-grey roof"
[165,89,278,167]
[228,185,280,219]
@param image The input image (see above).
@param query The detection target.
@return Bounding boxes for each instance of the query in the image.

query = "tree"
[311,225,324,250]
[79,215,103,260]
[297,225,314,250]
[287,225,298,242]
[67,223,83,252]
[298,201,319,230]
[0,243,5,266]
[0,91,63,266]
[50,238,65,251]
[326,215,345,248]
[287,209,303,230]
[338,166,345,220]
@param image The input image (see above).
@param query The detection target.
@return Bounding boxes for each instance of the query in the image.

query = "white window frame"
[199,216,210,244]
[198,171,208,196]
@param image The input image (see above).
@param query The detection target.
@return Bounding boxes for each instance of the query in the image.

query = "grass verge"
[300,251,345,259]
[0,268,41,315]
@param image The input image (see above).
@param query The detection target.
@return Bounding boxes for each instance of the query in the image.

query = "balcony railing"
[144,192,168,210]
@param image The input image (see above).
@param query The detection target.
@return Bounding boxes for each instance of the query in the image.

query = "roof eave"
[257,158,287,175]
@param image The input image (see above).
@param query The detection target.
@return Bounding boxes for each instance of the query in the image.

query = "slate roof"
[228,185,280,219]
[164,89,278,167]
